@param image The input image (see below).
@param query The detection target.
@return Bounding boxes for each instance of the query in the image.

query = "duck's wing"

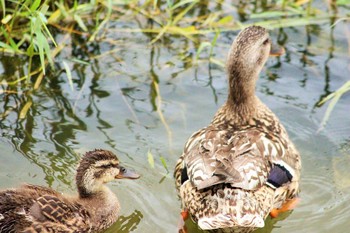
[0,184,78,232]
[183,127,293,190]
[29,194,90,227]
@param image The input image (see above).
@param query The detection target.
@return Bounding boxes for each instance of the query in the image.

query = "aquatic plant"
[0,0,349,122]
[1,0,348,80]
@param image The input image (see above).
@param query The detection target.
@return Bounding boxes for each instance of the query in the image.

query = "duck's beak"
[270,43,285,57]
[116,166,140,179]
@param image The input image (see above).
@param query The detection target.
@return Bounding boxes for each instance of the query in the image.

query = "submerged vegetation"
[0,0,349,121]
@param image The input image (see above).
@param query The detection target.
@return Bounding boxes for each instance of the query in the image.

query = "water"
[1,4,350,233]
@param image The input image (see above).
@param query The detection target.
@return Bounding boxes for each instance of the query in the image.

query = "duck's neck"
[210,66,262,126]
[226,58,259,101]
[77,177,99,198]
[226,69,258,116]
[228,78,256,105]
[77,186,120,230]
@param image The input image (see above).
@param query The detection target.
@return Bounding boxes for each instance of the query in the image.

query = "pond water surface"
[1,3,350,233]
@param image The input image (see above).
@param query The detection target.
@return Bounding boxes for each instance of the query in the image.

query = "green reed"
[0,0,349,121]
[1,0,348,82]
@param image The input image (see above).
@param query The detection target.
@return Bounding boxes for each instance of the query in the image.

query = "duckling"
[0,149,140,233]
[174,26,301,232]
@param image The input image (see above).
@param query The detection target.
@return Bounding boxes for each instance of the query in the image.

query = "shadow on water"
[1,1,350,233]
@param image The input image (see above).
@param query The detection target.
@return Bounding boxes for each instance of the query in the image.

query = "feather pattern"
[0,149,140,233]
[174,26,301,232]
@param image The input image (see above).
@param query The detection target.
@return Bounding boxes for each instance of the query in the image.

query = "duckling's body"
[175,26,301,232]
[0,149,139,233]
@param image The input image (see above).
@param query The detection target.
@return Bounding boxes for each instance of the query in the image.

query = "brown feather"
[174,26,301,231]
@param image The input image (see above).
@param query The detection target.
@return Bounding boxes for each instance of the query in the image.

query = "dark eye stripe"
[98,163,118,169]
[263,38,269,45]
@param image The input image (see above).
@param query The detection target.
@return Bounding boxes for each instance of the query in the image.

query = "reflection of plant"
[104,210,143,233]
[318,81,350,129]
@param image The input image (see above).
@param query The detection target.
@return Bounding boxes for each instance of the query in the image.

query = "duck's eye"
[99,164,112,169]
[263,38,269,45]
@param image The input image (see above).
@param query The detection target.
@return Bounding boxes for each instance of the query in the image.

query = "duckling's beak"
[116,166,140,179]
[269,43,285,57]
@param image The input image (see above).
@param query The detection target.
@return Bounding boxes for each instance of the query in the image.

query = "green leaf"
[196,41,211,60]
[166,0,173,8]
[173,1,198,25]
[319,81,350,129]
[1,0,5,16]
[26,43,34,56]
[0,41,15,51]
[337,0,350,6]
[209,57,225,67]
[216,15,233,25]
[39,3,49,16]
[70,58,90,65]
[19,100,33,119]
[171,0,198,10]
[74,14,88,32]
[147,150,155,168]
[153,0,158,9]
[250,11,299,19]
[63,61,74,91]
[159,156,169,173]
[30,0,41,11]
[35,32,48,74]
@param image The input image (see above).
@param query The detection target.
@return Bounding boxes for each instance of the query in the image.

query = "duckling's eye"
[263,38,269,45]
[99,164,113,169]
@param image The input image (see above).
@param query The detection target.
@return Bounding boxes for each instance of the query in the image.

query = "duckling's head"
[76,149,140,198]
[226,26,280,104]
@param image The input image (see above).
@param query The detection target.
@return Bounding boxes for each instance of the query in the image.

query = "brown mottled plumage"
[0,149,140,233]
[174,26,301,232]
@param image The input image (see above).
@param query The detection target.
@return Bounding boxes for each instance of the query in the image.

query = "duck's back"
[0,184,91,233]
[174,104,301,230]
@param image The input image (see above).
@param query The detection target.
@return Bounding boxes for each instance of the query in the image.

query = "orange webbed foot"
[178,209,189,233]
[270,197,301,218]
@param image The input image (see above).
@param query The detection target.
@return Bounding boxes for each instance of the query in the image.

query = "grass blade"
[196,41,211,60]
[19,100,33,119]
[159,156,169,173]
[148,150,155,168]
[173,1,198,25]
[30,0,41,11]
[319,81,350,130]
[171,0,198,10]
[62,61,74,91]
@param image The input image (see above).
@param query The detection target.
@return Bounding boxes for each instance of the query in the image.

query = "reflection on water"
[105,210,143,233]
[1,1,350,233]
[183,211,293,233]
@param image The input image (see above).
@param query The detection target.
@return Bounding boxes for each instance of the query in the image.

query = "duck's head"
[76,149,140,197]
[226,26,283,104]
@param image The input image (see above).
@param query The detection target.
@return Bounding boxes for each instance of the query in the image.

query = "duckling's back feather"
[30,194,90,226]
[0,149,138,233]
[0,184,58,232]
[0,184,92,233]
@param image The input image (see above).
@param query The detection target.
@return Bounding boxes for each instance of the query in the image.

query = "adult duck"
[174,26,301,232]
